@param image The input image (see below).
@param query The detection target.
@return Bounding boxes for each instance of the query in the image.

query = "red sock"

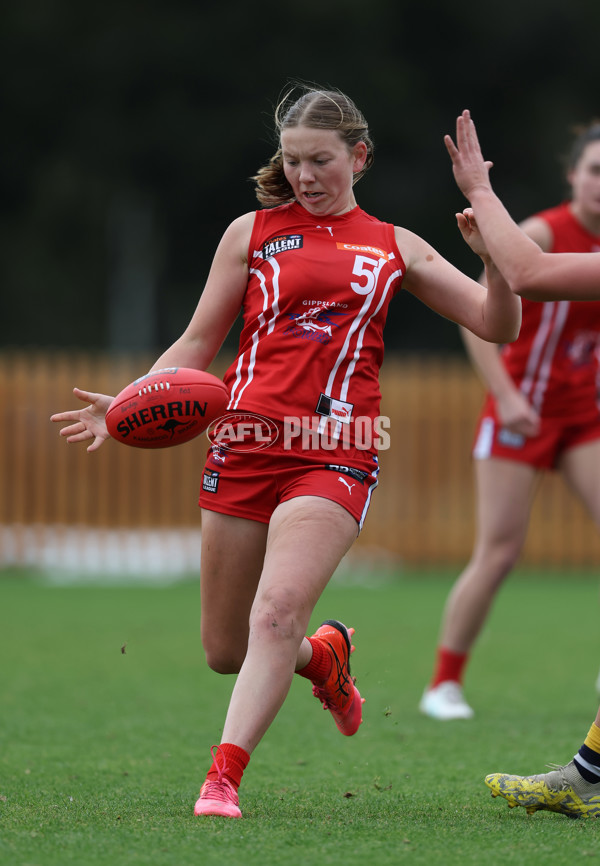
[206,743,250,790]
[296,636,331,685]
[431,646,469,688]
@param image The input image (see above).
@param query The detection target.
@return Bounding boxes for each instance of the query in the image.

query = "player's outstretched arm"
[444,110,545,290]
[50,387,113,452]
[446,110,600,300]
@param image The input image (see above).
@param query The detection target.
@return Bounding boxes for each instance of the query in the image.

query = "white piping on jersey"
[359,457,379,531]
[340,267,403,402]
[228,256,281,410]
[531,301,570,411]
[519,304,555,400]
[228,245,402,425]
[319,259,403,438]
[519,301,570,414]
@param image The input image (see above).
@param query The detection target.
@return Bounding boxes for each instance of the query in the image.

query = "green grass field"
[2,567,600,866]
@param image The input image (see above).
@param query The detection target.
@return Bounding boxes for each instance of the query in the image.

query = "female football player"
[51,89,520,818]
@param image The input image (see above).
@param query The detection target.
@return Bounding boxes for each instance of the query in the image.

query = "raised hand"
[50,387,114,452]
[444,109,494,201]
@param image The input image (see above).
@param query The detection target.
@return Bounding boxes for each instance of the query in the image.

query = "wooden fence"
[2,350,600,571]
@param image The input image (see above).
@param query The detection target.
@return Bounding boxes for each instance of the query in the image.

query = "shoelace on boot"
[200,745,236,800]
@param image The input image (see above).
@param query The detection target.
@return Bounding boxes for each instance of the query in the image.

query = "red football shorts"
[197,419,380,530]
[472,394,600,469]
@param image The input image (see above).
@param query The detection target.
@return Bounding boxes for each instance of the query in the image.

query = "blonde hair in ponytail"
[252,85,374,208]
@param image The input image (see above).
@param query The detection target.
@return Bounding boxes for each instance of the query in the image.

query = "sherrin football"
[105,368,229,449]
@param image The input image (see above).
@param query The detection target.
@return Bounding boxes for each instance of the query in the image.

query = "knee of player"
[472,538,523,583]
[249,593,307,644]
[202,637,245,674]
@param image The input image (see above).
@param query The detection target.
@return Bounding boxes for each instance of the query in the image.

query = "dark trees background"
[2,0,599,354]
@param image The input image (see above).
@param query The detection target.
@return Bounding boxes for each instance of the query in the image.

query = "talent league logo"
[262,234,303,258]
[202,470,220,493]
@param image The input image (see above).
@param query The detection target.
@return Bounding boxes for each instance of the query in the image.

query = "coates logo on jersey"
[336,242,390,259]
[207,413,280,452]
[262,234,303,258]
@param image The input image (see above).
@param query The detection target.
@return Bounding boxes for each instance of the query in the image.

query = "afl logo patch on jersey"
[262,234,303,258]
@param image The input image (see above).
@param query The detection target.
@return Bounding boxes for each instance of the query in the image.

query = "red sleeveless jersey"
[500,202,600,419]
[222,202,405,444]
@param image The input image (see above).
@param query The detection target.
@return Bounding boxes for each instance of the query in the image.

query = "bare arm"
[458,216,551,435]
[446,110,600,300]
[397,226,521,344]
[460,326,540,436]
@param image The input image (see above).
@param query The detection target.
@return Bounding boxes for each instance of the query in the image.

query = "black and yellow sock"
[574,723,600,783]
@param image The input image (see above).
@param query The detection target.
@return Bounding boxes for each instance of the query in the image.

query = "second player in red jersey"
[422,121,600,722]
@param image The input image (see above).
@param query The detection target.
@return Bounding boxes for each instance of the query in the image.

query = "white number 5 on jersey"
[351,255,385,295]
